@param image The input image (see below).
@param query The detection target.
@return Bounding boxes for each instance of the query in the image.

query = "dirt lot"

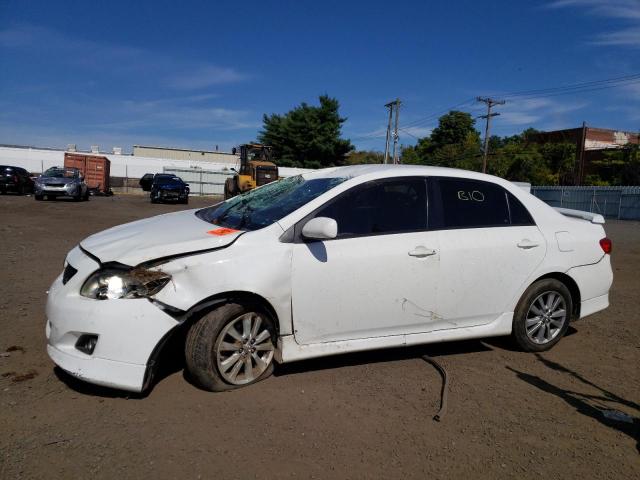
[0,193,638,479]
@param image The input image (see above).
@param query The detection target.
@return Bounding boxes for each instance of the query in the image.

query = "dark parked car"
[140,173,189,204]
[0,165,34,195]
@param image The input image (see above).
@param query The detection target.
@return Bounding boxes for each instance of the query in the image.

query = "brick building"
[533,125,639,185]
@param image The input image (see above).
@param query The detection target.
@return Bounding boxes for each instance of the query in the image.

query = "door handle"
[408,246,437,258]
[517,239,539,249]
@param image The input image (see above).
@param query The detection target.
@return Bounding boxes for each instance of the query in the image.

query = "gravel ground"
[0,193,638,479]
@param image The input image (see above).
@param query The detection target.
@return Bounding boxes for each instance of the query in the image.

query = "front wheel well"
[182,291,280,334]
[143,291,281,393]
[532,272,581,320]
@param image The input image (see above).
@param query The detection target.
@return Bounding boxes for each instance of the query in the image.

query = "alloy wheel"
[525,291,567,344]
[215,312,275,385]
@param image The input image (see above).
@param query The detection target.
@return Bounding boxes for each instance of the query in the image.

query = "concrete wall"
[0,145,314,186]
[133,145,238,164]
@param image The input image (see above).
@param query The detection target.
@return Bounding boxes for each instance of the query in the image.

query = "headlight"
[80,267,171,300]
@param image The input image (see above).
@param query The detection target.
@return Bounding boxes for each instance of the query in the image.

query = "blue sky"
[1,0,639,153]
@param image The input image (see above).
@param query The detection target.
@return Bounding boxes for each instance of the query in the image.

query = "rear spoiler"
[555,207,605,225]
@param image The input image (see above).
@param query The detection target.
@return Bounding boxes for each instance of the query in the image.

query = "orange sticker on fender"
[207,227,240,236]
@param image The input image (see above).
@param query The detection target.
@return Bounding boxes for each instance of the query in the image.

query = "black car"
[0,165,34,195]
[140,173,190,204]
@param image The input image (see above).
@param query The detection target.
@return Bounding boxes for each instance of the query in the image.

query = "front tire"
[224,177,237,200]
[185,303,276,391]
[512,279,572,352]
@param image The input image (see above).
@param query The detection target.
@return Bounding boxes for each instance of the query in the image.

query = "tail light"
[599,237,612,254]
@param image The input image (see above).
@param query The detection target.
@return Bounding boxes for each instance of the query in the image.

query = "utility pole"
[383,103,393,164]
[577,121,587,186]
[477,96,505,173]
[392,98,401,164]
[383,98,401,164]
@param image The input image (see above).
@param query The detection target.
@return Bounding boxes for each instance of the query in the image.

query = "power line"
[401,72,640,132]
[352,72,640,149]
[399,128,420,139]
[495,72,640,99]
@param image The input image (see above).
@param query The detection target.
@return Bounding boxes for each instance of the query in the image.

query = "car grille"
[45,183,65,188]
[62,264,78,285]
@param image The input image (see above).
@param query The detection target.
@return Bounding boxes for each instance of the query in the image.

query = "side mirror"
[230,167,237,173]
[302,217,338,240]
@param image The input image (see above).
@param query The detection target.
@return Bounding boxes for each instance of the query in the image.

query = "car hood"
[80,209,243,266]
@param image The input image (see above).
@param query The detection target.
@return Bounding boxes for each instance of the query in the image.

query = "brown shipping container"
[63,153,111,193]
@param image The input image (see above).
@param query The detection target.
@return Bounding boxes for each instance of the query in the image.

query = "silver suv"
[35,167,89,201]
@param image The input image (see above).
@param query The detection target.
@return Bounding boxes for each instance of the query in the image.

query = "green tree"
[399,111,481,168]
[539,143,576,185]
[592,144,640,185]
[430,111,480,150]
[345,150,384,164]
[258,95,353,168]
[400,137,432,165]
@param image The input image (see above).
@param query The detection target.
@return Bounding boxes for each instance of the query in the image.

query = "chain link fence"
[531,186,640,220]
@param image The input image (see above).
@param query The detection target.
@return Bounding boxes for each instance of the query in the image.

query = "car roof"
[301,164,495,182]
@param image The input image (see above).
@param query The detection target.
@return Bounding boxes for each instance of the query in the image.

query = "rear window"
[43,167,79,178]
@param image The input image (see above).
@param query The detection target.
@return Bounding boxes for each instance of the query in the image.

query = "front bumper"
[36,184,78,196]
[0,181,19,192]
[45,246,180,392]
[153,189,187,201]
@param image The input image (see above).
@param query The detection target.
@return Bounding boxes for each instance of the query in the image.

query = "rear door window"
[312,177,428,238]
[429,177,511,229]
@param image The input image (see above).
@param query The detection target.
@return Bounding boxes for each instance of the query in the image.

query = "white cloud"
[0,24,247,88]
[491,98,589,132]
[592,28,640,47]
[548,0,640,48]
[166,66,246,89]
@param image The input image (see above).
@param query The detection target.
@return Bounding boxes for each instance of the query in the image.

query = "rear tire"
[512,279,572,352]
[185,303,276,392]
[35,194,43,201]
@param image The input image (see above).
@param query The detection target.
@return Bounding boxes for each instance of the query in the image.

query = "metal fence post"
[618,193,623,220]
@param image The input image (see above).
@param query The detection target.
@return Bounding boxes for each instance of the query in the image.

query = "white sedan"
[45,165,613,392]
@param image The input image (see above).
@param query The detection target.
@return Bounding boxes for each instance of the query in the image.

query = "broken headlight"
[80,267,171,300]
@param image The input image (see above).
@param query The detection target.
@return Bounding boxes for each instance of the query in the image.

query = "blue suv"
[140,173,190,204]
